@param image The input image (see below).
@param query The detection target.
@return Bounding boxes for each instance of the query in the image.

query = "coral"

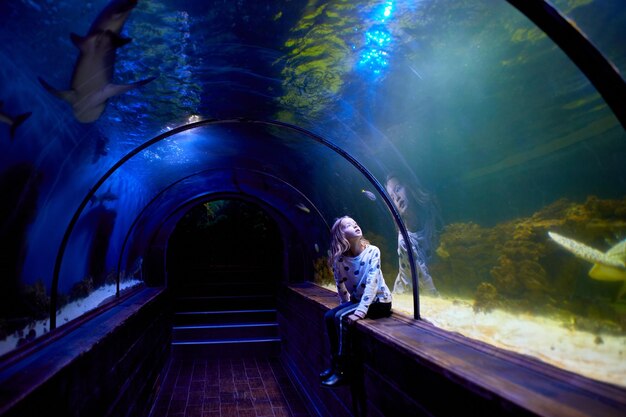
[366,231,398,287]
[431,222,502,295]
[435,244,450,259]
[68,276,94,302]
[20,280,50,320]
[313,256,334,287]
[16,328,36,348]
[490,255,520,294]
[104,269,118,286]
[473,282,499,313]
[431,196,626,327]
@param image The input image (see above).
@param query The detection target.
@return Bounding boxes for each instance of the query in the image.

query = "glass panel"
[57,122,398,320]
[551,0,626,75]
[370,0,625,388]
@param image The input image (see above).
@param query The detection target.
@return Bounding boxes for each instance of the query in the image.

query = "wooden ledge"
[0,287,166,415]
[288,283,626,417]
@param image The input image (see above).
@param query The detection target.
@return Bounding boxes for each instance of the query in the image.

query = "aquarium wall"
[1,0,625,388]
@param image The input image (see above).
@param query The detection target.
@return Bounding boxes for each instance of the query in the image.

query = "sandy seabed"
[0,280,142,357]
[392,293,626,389]
[320,283,625,388]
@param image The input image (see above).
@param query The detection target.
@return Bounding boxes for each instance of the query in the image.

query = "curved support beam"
[143,191,300,286]
[507,0,626,129]
[247,120,421,318]
[115,167,328,288]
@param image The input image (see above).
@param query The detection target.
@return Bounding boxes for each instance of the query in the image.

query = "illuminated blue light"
[375,1,394,22]
[365,27,392,48]
[359,49,389,69]
[358,1,395,77]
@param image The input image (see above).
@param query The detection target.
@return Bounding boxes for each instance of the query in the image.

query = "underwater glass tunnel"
[0,0,625,414]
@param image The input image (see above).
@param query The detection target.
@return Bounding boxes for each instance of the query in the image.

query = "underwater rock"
[490,255,520,295]
[473,282,499,313]
[435,244,450,259]
[20,280,50,320]
[69,276,94,302]
[491,249,549,295]
[432,222,499,292]
[313,256,334,287]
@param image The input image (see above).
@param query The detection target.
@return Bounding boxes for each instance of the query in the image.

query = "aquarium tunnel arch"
[1,0,626,414]
[115,168,329,284]
[141,191,295,284]
[50,118,418,329]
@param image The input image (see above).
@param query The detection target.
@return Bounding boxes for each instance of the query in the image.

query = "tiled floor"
[149,356,313,417]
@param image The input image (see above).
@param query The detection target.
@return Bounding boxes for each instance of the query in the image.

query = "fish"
[39,30,155,123]
[361,189,377,201]
[548,231,626,299]
[0,101,32,140]
[408,64,423,79]
[38,0,156,123]
[295,203,310,213]
[87,0,138,36]
[92,133,109,163]
[90,188,119,206]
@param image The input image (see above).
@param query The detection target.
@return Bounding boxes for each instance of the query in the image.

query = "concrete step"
[172,322,278,341]
[171,269,279,285]
[171,337,281,358]
[174,309,277,325]
[174,295,276,312]
[173,282,276,298]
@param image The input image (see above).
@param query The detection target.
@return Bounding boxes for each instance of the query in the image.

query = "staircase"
[171,268,281,358]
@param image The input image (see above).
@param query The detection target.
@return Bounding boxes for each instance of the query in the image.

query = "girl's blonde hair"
[329,216,369,267]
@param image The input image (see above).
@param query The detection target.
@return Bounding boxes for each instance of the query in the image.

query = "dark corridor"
[151,200,312,416]
[166,199,284,283]
[149,356,312,417]
[166,199,286,357]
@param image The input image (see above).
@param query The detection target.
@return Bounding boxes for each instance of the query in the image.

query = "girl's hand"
[346,314,361,325]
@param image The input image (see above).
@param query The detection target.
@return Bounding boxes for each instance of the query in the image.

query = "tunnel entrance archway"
[165,198,285,357]
[166,198,284,291]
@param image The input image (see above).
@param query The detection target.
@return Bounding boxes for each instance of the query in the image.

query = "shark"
[0,101,31,140]
[87,0,139,36]
[38,0,155,123]
[548,231,626,300]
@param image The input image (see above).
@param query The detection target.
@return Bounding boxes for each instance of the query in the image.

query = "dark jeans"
[324,301,392,358]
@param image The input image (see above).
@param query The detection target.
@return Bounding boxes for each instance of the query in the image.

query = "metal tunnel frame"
[50,119,419,329]
[506,0,626,129]
[115,167,329,289]
[142,190,296,286]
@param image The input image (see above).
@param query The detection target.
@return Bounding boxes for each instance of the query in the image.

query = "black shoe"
[321,372,347,387]
[319,367,334,380]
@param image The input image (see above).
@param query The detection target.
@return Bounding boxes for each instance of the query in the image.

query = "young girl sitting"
[320,216,393,387]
